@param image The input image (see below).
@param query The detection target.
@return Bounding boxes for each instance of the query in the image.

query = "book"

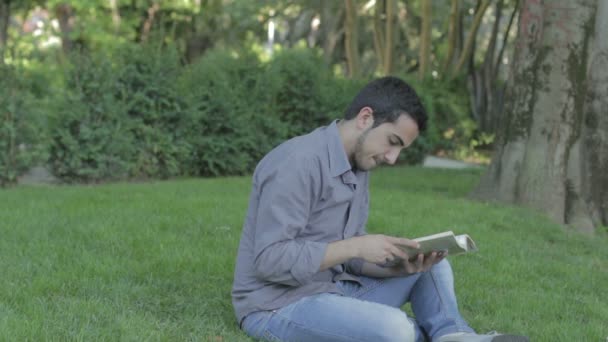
[410,230,477,255]
[386,231,477,266]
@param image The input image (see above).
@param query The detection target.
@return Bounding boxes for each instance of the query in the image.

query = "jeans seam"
[428,264,467,333]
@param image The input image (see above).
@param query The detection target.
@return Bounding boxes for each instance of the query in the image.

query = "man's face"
[353,114,419,171]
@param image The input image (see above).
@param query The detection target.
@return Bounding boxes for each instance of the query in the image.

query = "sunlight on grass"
[0,167,606,341]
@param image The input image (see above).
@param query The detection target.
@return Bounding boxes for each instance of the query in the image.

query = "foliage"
[177,49,288,176]
[389,75,472,165]
[47,52,135,183]
[37,42,477,183]
[0,65,47,186]
[265,48,336,136]
[115,44,190,179]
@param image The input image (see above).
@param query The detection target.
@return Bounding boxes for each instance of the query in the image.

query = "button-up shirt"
[231,120,370,324]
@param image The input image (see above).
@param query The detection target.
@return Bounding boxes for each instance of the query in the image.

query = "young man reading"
[232,77,528,342]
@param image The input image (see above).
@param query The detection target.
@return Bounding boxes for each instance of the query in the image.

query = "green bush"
[43,46,458,183]
[0,65,46,186]
[265,48,338,136]
[178,49,288,176]
[395,76,471,165]
[115,44,190,179]
[48,53,135,183]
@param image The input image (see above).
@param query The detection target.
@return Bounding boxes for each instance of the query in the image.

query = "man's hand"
[350,234,420,265]
[388,251,447,276]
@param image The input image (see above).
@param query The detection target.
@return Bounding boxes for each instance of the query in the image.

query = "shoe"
[436,331,529,342]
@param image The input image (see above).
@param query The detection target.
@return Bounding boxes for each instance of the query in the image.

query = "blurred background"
[0,0,523,184]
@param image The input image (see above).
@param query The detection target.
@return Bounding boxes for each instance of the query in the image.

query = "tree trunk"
[140,2,160,43]
[471,0,607,233]
[320,1,344,65]
[471,0,504,133]
[443,0,460,73]
[55,3,75,54]
[452,0,490,77]
[373,0,385,71]
[344,0,360,78]
[418,0,431,80]
[382,0,396,75]
[494,0,520,80]
[109,0,121,33]
[0,0,10,64]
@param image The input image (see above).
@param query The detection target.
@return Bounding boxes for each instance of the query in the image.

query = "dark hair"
[344,76,427,132]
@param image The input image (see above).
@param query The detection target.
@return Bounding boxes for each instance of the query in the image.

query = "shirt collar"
[326,120,354,179]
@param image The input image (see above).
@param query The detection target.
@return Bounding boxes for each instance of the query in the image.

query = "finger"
[415,253,424,272]
[423,252,437,270]
[389,237,420,249]
[388,245,408,260]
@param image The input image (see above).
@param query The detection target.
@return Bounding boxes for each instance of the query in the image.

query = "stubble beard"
[353,127,373,171]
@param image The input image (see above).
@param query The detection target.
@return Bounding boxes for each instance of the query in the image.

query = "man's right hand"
[349,234,420,265]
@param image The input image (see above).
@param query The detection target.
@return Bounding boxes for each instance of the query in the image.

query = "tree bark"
[0,0,10,64]
[471,0,606,233]
[418,0,431,80]
[344,0,360,78]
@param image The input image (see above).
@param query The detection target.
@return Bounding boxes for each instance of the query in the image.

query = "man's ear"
[355,107,374,130]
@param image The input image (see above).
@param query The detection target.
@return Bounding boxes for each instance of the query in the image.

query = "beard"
[352,127,374,171]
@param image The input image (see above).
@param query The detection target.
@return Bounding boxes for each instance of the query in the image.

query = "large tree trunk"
[471,0,607,233]
[0,0,10,64]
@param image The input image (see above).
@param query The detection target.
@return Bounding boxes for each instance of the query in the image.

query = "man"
[232,77,528,342]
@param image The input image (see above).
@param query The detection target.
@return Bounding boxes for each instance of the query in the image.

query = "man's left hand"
[389,251,447,276]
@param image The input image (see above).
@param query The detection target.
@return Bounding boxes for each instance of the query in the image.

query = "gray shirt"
[231,120,370,325]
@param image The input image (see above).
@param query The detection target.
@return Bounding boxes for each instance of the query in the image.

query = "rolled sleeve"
[290,240,328,284]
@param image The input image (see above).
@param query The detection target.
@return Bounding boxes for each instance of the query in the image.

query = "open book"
[386,231,478,265]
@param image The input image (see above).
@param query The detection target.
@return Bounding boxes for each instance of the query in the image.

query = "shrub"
[178,49,288,176]
[265,48,337,136]
[0,65,46,186]
[114,44,190,179]
[48,53,135,183]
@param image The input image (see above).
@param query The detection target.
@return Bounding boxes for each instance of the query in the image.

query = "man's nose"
[385,148,400,165]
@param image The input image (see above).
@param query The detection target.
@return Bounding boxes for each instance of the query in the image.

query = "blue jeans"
[241,260,474,342]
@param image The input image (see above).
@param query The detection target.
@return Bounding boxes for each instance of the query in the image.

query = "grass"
[0,166,606,341]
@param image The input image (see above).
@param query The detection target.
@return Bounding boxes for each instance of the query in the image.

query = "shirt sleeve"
[252,157,328,286]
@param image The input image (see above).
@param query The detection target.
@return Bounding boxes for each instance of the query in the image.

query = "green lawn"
[1,166,606,341]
